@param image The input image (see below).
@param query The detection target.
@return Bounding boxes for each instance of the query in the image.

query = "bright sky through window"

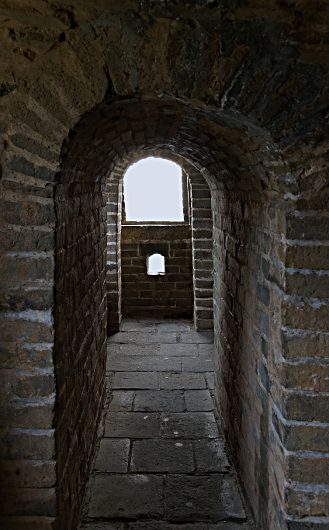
[124,157,184,221]
[147,254,165,275]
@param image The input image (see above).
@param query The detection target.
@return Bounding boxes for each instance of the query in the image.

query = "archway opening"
[55,98,287,530]
[124,157,184,222]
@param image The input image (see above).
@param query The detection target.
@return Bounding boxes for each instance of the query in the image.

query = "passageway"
[80,319,250,529]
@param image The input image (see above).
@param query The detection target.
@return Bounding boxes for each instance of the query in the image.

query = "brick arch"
[105,149,214,332]
[1,87,328,530]
[55,96,292,529]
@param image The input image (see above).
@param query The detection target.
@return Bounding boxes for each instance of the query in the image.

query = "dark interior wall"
[212,184,286,529]
[121,224,194,319]
[54,178,108,529]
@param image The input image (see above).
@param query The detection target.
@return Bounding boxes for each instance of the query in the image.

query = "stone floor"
[80,319,252,530]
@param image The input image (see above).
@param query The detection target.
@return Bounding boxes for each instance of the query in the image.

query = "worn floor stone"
[105,412,160,438]
[131,440,194,473]
[112,371,159,389]
[88,474,163,518]
[81,319,250,528]
[94,439,130,473]
[185,390,214,411]
[159,372,207,390]
[134,390,185,412]
[164,475,245,522]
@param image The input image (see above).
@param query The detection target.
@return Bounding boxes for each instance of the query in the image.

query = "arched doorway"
[55,96,288,529]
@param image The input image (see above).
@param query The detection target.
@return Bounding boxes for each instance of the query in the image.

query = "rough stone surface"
[81,320,248,529]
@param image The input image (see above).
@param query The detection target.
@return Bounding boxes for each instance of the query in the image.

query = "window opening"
[124,157,184,222]
[147,254,165,275]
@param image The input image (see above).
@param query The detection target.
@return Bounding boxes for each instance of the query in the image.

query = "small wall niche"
[147,253,165,275]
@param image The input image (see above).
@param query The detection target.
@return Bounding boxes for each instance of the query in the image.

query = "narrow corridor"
[80,319,251,530]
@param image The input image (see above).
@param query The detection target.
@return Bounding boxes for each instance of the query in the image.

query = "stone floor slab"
[113,372,159,389]
[121,320,156,332]
[134,390,185,412]
[129,521,206,530]
[164,475,245,522]
[130,440,194,473]
[105,412,160,438]
[198,344,215,356]
[182,357,214,372]
[108,355,182,372]
[108,332,177,344]
[108,391,134,411]
[160,343,198,356]
[81,522,124,530]
[107,343,160,357]
[94,439,130,473]
[193,439,230,473]
[185,390,214,411]
[205,372,215,390]
[157,322,193,331]
[160,412,219,439]
[177,331,214,344]
[88,474,163,519]
[159,373,206,390]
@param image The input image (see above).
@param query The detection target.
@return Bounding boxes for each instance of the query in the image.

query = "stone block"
[107,355,182,372]
[159,373,206,390]
[160,343,198,356]
[184,390,214,411]
[108,391,134,411]
[94,439,130,473]
[88,475,163,519]
[164,475,245,522]
[130,440,194,473]
[105,412,160,438]
[134,390,185,412]
[193,439,230,473]
[160,412,219,439]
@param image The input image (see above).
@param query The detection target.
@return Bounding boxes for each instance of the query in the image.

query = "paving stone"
[129,522,208,529]
[81,522,124,529]
[164,475,245,522]
[160,343,198,356]
[159,373,206,390]
[182,357,214,372]
[205,372,215,390]
[198,344,215,356]
[108,343,160,356]
[208,521,251,530]
[160,412,219,439]
[108,355,182,372]
[177,331,214,344]
[134,390,185,412]
[113,372,159,389]
[193,439,230,473]
[108,391,134,411]
[105,412,160,438]
[94,439,130,473]
[121,320,156,331]
[108,332,177,344]
[157,322,193,331]
[88,474,163,518]
[130,440,194,472]
[185,390,214,411]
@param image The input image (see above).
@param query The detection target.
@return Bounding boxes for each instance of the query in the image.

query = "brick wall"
[54,178,108,529]
[121,224,193,319]
[0,43,328,530]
